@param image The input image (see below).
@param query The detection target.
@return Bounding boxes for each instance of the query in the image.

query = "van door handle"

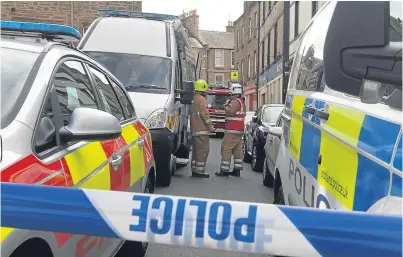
[317,109,329,120]
[111,155,122,170]
[304,104,315,114]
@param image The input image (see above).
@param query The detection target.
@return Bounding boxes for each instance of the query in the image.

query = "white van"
[78,11,199,187]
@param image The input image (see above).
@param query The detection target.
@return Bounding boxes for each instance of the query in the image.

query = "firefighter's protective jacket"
[190,92,212,136]
[224,97,246,133]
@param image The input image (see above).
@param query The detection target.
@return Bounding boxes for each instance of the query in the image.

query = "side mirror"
[59,108,121,143]
[268,127,282,138]
[323,1,401,99]
[252,116,258,123]
[175,81,194,104]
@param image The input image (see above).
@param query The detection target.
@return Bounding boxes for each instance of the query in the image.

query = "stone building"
[1,1,142,35]
[180,10,235,88]
[234,1,259,111]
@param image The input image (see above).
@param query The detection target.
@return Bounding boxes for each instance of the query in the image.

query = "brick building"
[234,1,259,111]
[180,10,235,88]
[1,1,142,35]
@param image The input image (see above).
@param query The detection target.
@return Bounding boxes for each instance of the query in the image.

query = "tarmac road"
[145,137,274,257]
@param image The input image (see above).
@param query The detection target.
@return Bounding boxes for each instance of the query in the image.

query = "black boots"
[192,172,210,178]
[215,169,241,177]
[215,170,229,176]
[229,169,241,177]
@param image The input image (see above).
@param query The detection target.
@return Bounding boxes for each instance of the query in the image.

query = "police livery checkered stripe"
[2,183,401,257]
[284,94,402,211]
[0,120,154,244]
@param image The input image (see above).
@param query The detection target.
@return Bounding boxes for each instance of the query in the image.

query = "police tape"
[1,182,402,257]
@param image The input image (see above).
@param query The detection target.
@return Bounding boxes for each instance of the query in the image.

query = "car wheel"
[115,179,153,257]
[262,158,274,187]
[251,142,264,172]
[243,138,252,163]
[274,184,285,205]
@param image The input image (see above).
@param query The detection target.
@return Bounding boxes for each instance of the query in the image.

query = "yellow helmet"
[194,79,209,92]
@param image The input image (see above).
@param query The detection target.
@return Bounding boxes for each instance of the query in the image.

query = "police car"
[273,1,402,215]
[0,21,156,257]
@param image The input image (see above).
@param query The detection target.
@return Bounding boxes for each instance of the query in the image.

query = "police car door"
[283,1,402,212]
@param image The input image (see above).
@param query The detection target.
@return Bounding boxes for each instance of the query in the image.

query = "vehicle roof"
[80,17,169,57]
[1,38,45,53]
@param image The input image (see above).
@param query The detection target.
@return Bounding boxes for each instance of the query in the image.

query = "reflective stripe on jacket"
[190,93,211,136]
[225,97,245,133]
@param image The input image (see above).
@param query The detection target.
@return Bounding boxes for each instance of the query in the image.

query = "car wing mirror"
[252,116,257,123]
[59,108,121,143]
[175,81,194,104]
[268,126,282,137]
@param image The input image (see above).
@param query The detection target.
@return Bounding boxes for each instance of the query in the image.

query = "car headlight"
[145,108,168,129]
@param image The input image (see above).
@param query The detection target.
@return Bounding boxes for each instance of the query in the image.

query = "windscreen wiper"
[136,84,166,90]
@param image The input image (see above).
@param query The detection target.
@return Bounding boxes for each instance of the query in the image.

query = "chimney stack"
[226,21,234,33]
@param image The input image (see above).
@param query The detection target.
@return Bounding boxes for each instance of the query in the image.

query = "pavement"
[145,137,274,257]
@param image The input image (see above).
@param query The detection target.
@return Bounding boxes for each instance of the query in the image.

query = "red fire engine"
[206,86,232,136]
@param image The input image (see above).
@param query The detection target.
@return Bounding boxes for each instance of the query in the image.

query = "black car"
[243,104,284,172]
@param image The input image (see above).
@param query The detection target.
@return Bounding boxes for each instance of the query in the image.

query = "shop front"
[244,83,257,111]
[258,57,284,105]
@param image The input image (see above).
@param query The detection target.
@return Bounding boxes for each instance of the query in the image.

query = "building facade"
[1,1,142,35]
[234,1,260,111]
[180,10,235,88]
[257,1,327,106]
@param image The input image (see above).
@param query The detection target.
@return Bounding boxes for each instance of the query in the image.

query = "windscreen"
[1,48,39,128]
[390,1,402,42]
[85,51,172,94]
[207,94,230,109]
[262,106,283,123]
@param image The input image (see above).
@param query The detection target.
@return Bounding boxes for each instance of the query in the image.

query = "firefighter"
[216,86,246,177]
[190,79,214,178]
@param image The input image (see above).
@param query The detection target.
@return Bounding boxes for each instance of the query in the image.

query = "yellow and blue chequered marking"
[285,94,401,211]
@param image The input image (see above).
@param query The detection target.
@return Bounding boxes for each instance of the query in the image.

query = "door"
[47,59,122,257]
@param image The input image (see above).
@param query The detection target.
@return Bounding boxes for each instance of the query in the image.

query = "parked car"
[263,110,284,187]
[244,104,284,172]
[244,111,255,126]
[243,109,260,162]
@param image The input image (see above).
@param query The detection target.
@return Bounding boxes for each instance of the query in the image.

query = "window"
[236,30,240,48]
[274,22,278,58]
[253,50,257,76]
[89,66,125,121]
[249,18,252,40]
[254,12,258,38]
[241,60,244,81]
[263,2,266,19]
[53,61,98,125]
[215,49,224,67]
[111,80,136,119]
[292,2,337,92]
[261,38,265,70]
[241,25,244,45]
[231,51,235,68]
[248,55,251,78]
[261,93,266,105]
[215,74,224,86]
[267,32,271,66]
[295,1,299,37]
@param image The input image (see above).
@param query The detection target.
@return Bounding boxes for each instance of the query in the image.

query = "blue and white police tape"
[1,182,402,257]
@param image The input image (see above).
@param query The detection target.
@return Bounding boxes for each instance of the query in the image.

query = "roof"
[1,38,45,53]
[188,37,203,48]
[198,30,234,49]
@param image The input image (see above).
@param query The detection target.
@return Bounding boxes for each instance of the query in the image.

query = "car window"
[262,106,284,123]
[110,80,136,120]
[1,48,40,129]
[53,60,98,126]
[89,66,125,122]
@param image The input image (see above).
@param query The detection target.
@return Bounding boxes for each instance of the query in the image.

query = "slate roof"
[198,30,234,49]
[188,37,204,48]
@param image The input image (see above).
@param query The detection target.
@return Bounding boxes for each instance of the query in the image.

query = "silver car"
[1,22,155,257]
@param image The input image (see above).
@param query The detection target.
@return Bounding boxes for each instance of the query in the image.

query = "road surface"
[145,137,274,257]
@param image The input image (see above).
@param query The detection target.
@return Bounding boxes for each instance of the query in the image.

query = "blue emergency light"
[0,20,81,40]
[97,10,178,21]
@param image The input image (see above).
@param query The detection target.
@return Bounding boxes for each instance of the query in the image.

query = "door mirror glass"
[252,116,258,123]
[59,107,121,143]
[268,126,282,137]
[323,1,402,98]
[175,81,194,104]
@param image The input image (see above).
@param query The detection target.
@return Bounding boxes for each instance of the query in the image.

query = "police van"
[78,11,198,187]
[273,1,402,215]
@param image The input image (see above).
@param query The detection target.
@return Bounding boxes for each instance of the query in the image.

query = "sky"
[142,0,244,32]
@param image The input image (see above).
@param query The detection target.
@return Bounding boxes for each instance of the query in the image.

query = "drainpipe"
[255,1,261,109]
[70,1,74,27]
[282,1,290,104]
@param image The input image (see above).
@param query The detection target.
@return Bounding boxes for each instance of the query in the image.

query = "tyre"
[243,138,252,163]
[115,179,153,257]
[262,158,274,187]
[156,154,172,187]
[251,142,264,172]
[274,184,285,205]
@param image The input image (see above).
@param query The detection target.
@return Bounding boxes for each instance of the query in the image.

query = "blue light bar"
[97,10,178,21]
[0,20,81,39]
